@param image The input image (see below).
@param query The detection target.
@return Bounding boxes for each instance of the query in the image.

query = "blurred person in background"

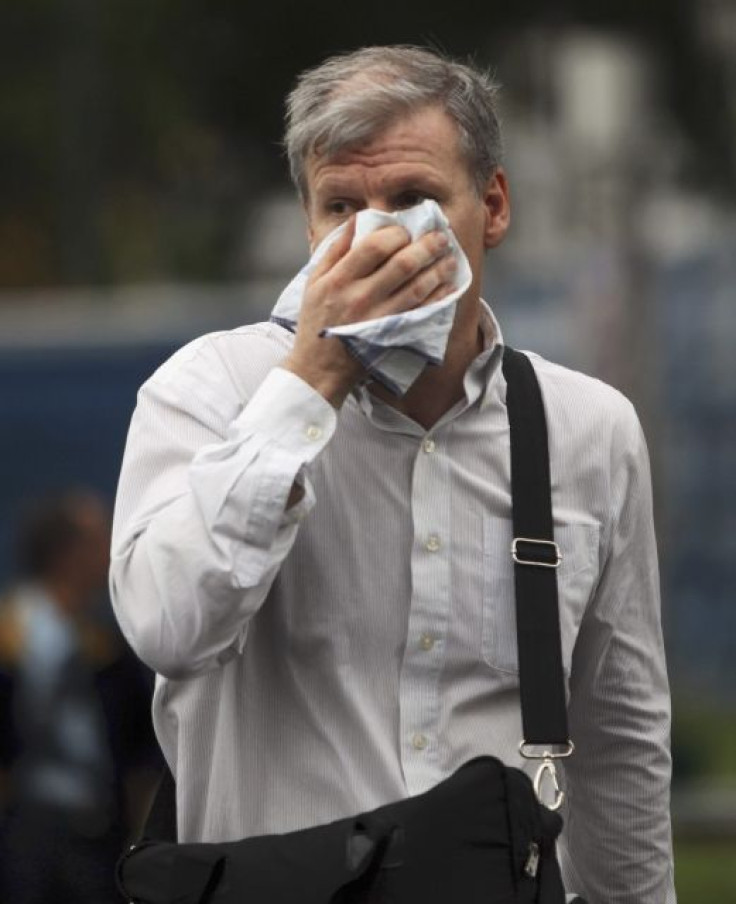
[111,46,674,903]
[0,490,159,904]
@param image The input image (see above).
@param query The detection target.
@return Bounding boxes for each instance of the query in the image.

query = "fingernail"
[436,233,449,249]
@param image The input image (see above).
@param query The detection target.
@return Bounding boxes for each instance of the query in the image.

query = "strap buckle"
[511,537,561,568]
[519,741,575,811]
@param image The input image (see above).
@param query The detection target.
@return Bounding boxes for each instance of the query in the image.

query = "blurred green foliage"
[0,0,734,287]
[673,697,736,786]
[674,841,736,902]
[671,699,736,901]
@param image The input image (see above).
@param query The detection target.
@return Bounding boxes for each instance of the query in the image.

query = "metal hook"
[533,758,565,811]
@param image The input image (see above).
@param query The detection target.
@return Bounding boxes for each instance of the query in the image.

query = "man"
[0,491,159,903]
[110,46,675,902]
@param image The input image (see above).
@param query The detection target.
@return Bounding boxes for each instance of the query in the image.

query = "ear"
[482,168,511,250]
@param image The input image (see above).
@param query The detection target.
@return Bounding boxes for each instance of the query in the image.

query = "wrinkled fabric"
[270,200,472,395]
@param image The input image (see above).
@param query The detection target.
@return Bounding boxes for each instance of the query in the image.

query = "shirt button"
[425,535,441,552]
[305,425,322,441]
[419,633,436,651]
[422,438,436,454]
[411,733,428,751]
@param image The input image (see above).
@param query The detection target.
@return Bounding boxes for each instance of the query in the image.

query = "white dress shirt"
[110,304,675,904]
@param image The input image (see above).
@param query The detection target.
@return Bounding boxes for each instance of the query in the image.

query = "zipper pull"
[524,841,540,878]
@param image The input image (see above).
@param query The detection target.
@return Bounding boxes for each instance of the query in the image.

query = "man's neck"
[369,300,485,430]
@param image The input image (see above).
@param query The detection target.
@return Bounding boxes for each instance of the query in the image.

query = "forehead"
[305,107,469,193]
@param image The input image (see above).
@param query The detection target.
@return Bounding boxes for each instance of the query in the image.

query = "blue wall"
[0,343,178,583]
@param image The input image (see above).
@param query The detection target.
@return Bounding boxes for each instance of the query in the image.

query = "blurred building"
[490,28,736,701]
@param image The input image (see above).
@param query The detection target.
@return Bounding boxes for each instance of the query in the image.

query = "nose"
[364,198,395,214]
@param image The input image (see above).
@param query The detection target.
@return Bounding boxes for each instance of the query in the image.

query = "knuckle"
[407,273,435,306]
[395,252,417,279]
[406,283,424,306]
[441,254,458,274]
[371,225,410,257]
[325,271,347,294]
[350,292,371,315]
[422,269,442,296]
[385,224,411,247]
[428,231,449,253]
[414,242,436,270]
[364,230,387,252]
[361,233,382,254]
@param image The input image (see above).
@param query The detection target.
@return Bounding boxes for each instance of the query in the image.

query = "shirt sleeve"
[559,407,676,904]
[109,339,337,680]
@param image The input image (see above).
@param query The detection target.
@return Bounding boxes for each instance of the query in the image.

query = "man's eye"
[326,200,355,216]
[394,192,431,210]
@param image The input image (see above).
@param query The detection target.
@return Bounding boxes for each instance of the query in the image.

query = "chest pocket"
[482,516,600,676]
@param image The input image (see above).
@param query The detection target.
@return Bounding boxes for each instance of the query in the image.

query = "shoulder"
[137,321,296,416]
[148,321,295,393]
[518,351,646,484]
[522,350,640,437]
[128,321,296,436]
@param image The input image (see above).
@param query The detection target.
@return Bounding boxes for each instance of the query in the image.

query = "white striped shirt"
[110,304,675,903]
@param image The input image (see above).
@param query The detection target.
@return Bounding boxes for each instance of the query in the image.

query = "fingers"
[310,216,357,281]
[315,224,449,297]
[421,266,460,306]
[382,252,458,313]
[308,223,459,326]
[366,230,451,300]
[333,224,412,282]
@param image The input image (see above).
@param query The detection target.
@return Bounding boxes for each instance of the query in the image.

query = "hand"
[282,218,457,407]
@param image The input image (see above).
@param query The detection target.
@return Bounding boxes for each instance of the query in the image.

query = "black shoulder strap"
[142,346,570,841]
[502,346,569,747]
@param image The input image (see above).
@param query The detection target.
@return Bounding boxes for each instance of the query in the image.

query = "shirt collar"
[464,299,504,409]
[352,299,505,428]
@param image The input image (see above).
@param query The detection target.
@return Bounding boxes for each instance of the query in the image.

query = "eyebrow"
[314,171,446,200]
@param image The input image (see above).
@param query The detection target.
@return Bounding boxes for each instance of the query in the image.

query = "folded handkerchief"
[270,199,472,395]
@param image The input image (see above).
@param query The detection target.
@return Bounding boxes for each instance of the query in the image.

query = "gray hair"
[284,45,503,199]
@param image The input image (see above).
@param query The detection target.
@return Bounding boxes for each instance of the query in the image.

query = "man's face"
[303,105,510,307]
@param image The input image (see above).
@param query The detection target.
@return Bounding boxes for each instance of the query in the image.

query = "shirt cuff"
[230,366,337,460]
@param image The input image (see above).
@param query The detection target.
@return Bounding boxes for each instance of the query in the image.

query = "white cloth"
[270,199,472,395]
[110,304,675,904]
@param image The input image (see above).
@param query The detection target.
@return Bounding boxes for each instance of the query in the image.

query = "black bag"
[118,757,564,904]
[116,348,575,904]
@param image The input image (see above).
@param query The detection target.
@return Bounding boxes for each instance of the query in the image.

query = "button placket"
[399,430,452,794]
